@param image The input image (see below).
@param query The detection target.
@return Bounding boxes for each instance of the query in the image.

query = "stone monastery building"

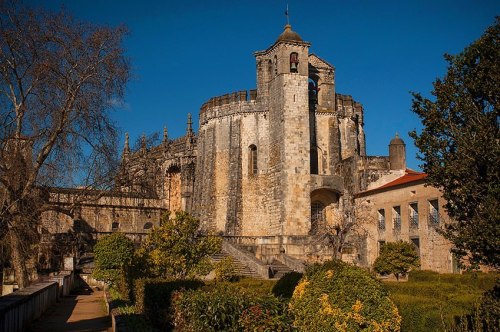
[43,24,455,274]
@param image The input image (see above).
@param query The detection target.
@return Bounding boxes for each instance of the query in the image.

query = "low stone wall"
[50,271,74,298]
[0,272,75,332]
[0,281,58,332]
[104,288,126,332]
[280,253,305,273]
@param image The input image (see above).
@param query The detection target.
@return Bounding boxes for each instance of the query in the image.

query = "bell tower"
[254,24,312,235]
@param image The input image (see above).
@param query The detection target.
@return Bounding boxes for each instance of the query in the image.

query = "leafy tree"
[0,1,129,287]
[373,241,420,280]
[409,18,499,269]
[92,233,135,285]
[138,211,221,279]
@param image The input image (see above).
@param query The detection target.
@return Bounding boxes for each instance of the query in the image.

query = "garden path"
[28,287,111,332]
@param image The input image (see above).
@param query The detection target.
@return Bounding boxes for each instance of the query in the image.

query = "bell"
[291,62,297,70]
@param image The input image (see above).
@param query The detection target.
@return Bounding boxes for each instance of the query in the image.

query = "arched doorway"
[309,188,339,235]
[310,201,325,235]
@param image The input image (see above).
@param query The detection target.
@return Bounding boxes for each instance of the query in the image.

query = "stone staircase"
[269,259,293,279]
[211,250,263,279]
[212,247,295,280]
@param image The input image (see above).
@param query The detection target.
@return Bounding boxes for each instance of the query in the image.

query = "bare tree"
[0,1,130,288]
[322,195,372,261]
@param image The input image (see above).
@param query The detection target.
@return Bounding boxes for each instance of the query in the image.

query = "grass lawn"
[383,271,497,332]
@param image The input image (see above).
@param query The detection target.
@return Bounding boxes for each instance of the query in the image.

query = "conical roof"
[389,133,405,145]
[276,24,303,43]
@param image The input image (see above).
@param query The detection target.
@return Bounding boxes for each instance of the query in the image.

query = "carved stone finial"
[186,113,193,134]
[123,132,130,154]
[141,133,146,152]
[163,126,168,144]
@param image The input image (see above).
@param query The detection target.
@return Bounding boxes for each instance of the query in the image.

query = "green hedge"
[172,283,291,331]
[134,278,204,329]
[385,272,498,332]
[409,270,497,289]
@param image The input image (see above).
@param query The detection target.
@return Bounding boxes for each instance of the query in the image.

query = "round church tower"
[389,133,406,170]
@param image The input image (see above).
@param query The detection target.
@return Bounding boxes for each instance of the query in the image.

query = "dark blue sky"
[31,0,499,170]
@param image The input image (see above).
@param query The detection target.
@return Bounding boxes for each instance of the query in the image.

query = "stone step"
[269,259,293,279]
[211,250,263,279]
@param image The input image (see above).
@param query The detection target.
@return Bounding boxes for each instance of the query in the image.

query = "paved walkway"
[29,287,111,332]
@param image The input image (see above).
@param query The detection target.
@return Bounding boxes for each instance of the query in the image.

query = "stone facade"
[356,171,456,273]
[42,24,456,273]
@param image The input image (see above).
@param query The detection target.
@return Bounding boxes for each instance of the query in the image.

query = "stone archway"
[309,188,339,235]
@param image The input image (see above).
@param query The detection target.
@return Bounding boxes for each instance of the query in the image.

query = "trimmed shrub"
[409,270,497,290]
[271,271,303,299]
[92,233,135,288]
[384,272,498,331]
[239,296,293,332]
[172,283,247,331]
[231,277,277,296]
[289,260,401,331]
[172,283,290,331]
[374,241,420,280]
[134,278,204,329]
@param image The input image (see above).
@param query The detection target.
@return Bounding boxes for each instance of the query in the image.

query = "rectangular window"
[409,202,419,228]
[429,199,439,224]
[377,209,385,230]
[392,206,401,230]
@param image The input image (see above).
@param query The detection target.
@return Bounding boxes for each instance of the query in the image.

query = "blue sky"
[31,0,499,170]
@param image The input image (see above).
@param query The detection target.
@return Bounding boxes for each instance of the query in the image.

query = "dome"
[389,133,405,145]
[276,24,303,43]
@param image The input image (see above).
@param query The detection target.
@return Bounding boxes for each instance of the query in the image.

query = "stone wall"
[358,182,454,273]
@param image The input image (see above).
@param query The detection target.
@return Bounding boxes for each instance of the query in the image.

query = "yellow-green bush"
[289,260,401,331]
[214,256,238,282]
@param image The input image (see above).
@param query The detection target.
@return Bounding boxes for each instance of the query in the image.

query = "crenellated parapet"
[335,93,363,119]
[199,89,260,125]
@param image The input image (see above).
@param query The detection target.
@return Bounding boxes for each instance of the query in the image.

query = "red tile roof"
[358,169,428,196]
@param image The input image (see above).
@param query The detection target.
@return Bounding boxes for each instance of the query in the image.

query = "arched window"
[249,145,258,175]
[310,201,325,235]
[274,55,278,76]
[111,222,119,231]
[290,52,299,73]
[143,222,153,230]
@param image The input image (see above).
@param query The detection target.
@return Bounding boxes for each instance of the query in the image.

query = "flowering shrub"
[289,260,401,331]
